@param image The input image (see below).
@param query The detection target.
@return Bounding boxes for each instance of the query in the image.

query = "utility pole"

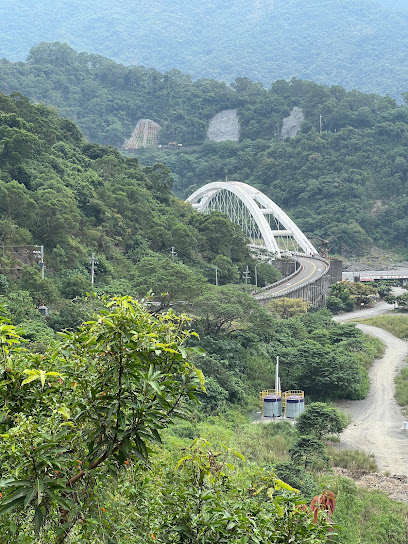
[319,114,323,134]
[242,265,250,284]
[33,245,45,279]
[90,253,97,286]
[170,247,177,262]
[254,262,262,288]
[40,245,45,280]
[215,265,219,287]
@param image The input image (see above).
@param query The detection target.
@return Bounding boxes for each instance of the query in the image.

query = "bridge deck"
[254,256,329,303]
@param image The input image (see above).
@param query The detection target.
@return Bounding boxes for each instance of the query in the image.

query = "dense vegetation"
[327,282,379,313]
[0,90,383,407]
[0,298,336,543]
[1,300,406,543]
[0,43,280,146]
[0,91,406,542]
[2,45,408,255]
[0,89,260,285]
[385,287,408,309]
[2,2,408,539]
[2,1,408,98]
[140,85,408,256]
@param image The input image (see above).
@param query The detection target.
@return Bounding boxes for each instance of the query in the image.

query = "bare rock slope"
[207,109,240,142]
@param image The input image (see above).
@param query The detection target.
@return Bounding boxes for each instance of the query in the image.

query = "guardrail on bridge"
[255,255,331,308]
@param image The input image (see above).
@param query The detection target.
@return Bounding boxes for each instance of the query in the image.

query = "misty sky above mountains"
[376,0,408,10]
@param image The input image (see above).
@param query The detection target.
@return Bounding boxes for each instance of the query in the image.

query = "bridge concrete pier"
[328,258,343,284]
[273,258,298,279]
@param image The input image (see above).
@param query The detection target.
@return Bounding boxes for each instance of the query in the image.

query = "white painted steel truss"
[186,181,317,258]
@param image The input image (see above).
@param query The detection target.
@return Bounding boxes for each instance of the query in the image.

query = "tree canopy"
[295,402,346,439]
[0,296,203,541]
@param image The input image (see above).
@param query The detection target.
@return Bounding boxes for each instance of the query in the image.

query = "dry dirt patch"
[333,468,408,503]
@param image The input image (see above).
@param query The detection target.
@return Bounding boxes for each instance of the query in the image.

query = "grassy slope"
[358,314,408,339]
[357,313,408,414]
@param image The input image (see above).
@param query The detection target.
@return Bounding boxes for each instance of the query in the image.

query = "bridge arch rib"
[186,181,317,259]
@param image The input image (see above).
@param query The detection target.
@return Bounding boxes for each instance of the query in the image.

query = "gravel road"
[334,298,408,476]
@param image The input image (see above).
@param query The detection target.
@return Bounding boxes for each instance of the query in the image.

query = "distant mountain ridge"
[1,0,408,97]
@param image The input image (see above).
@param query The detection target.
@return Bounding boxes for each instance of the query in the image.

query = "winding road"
[334,296,408,476]
[254,256,327,300]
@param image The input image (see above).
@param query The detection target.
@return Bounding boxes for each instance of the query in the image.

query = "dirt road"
[334,299,408,476]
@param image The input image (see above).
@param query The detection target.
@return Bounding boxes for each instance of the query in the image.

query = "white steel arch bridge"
[186,181,318,259]
[186,181,331,305]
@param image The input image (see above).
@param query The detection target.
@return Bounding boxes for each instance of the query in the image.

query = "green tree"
[289,435,329,470]
[266,297,310,319]
[59,271,90,299]
[193,284,264,335]
[253,261,281,287]
[16,266,60,306]
[376,282,392,299]
[0,180,37,228]
[347,282,378,307]
[143,163,174,203]
[0,296,204,541]
[33,181,81,248]
[161,439,335,543]
[47,299,95,332]
[295,403,345,439]
[211,254,239,284]
[0,291,40,325]
[326,295,349,314]
[133,256,206,310]
[327,282,378,314]
[192,212,250,263]
[284,339,365,400]
[385,291,408,309]
[274,461,318,501]
[0,275,8,295]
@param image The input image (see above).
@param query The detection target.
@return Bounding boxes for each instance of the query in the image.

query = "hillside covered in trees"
[2,43,408,257]
[2,0,408,98]
[1,80,407,543]
[0,90,381,406]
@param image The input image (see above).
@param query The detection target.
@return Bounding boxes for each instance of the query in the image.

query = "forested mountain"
[0,42,240,147]
[0,90,263,293]
[1,0,408,98]
[136,78,408,257]
[1,52,407,542]
[0,89,380,422]
[157,109,408,256]
[2,43,408,256]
